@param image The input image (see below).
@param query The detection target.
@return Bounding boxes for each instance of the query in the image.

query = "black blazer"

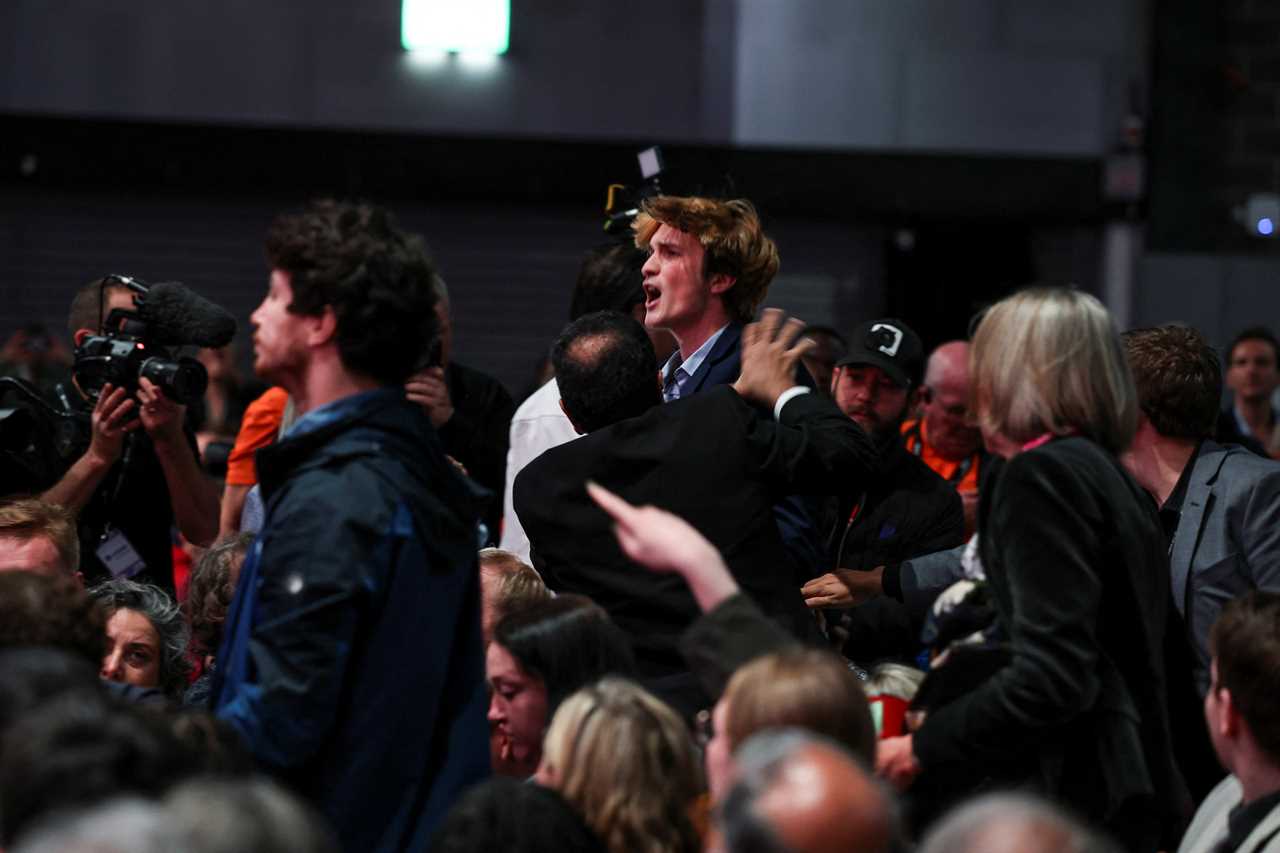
[912,437,1183,848]
[513,386,875,706]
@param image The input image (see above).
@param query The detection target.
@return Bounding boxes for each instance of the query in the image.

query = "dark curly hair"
[265,200,439,385]
[185,533,254,658]
[0,573,106,667]
[551,311,660,433]
[1123,325,1222,440]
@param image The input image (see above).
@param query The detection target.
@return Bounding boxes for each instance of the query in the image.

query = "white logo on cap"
[870,323,903,357]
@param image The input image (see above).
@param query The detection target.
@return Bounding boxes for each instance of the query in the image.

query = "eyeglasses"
[694,708,714,748]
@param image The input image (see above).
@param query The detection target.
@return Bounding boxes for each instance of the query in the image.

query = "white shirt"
[499,377,580,561]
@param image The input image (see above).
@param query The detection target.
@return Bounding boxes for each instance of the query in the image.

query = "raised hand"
[731,308,815,408]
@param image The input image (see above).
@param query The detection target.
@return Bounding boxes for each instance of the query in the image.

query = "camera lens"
[140,356,208,405]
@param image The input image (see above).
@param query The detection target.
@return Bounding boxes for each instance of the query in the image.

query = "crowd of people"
[0,193,1279,853]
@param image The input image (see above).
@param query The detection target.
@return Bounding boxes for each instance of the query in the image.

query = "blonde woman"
[875,289,1182,852]
[536,678,703,853]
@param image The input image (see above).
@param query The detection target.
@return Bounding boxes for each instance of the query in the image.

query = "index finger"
[586,480,637,528]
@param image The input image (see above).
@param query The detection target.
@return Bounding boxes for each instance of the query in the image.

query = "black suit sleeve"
[913,450,1106,770]
[680,593,797,700]
[740,390,878,495]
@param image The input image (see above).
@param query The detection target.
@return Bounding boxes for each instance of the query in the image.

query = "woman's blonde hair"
[970,287,1137,454]
[540,678,703,853]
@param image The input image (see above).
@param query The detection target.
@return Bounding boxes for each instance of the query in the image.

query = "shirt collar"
[284,388,393,440]
[661,324,729,384]
[1224,787,1280,852]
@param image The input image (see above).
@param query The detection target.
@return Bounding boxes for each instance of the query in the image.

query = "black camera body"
[73,328,207,406]
[72,274,235,406]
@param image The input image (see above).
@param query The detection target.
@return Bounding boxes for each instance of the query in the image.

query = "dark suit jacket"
[513,387,875,712]
[1172,440,1280,695]
[912,438,1182,848]
[671,323,828,579]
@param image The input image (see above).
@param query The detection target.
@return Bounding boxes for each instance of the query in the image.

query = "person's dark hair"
[88,579,192,698]
[432,777,606,853]
[568,244,647,322]
[0,648,101,738]
[0,690,198,846]
[67,278,130,336]
[264,200,439,385]
[167,711,256,777]
[1227,326,1280,367]
[1122,325,1222,440]
[1210,591,1280,765]
[0,573,106,666]
[185,534,254,658]
[551,311,660,433]
[492,594,636,716]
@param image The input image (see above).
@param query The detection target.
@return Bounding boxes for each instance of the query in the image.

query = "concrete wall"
[0,0,1146,157]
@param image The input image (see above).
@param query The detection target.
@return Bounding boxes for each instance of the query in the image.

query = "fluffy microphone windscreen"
[140,282,237,348]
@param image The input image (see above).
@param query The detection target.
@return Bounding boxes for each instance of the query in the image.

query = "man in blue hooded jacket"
[213,201,490,852]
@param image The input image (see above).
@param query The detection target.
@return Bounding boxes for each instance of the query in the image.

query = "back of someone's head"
[569,244,648,321]
[720,729,893,853]
[264,200,438,385]
[919,792,1118,853]
[88,578,191,697]
[723,648,876,765]
[0,572,105,665]
[633,196,779,324]
[478,548,551,644]
[1122,325,1221,441]
[0,497,79,577]
[432,777,605,853]
[540,678,702,853]
[0,690,197,846]
[493,595,636,716]
[1210,590,1280,765]
[186,534,254,658]
[551,311,660,433]
[163,777,339,853]
[0,648,101,738]
[971,288,1136,454]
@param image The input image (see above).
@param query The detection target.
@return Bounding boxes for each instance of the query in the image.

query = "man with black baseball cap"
[801,318,965,665]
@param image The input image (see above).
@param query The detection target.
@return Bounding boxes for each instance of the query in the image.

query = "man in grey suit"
[1178,591,1280,853]
[1121,325,1280,696]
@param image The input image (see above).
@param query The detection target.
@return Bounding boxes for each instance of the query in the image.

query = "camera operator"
[34,279,219,594]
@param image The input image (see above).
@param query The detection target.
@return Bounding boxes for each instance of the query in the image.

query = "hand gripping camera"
[72,274,236,406]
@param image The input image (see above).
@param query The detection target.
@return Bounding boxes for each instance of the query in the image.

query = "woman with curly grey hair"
[88,578,191,698]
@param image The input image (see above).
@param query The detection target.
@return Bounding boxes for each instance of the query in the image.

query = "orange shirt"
[900,417,980,495]
[223,387,290,486]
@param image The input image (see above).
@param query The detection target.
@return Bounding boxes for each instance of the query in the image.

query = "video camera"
[603,146,666,236]
[73,274,236,406]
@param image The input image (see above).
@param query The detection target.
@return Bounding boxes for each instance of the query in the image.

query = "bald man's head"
[721,731,893,853]
[920,341,980,461]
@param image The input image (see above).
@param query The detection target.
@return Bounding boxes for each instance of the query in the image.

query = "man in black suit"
[513,309,876,718]
[633,194,824,577]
